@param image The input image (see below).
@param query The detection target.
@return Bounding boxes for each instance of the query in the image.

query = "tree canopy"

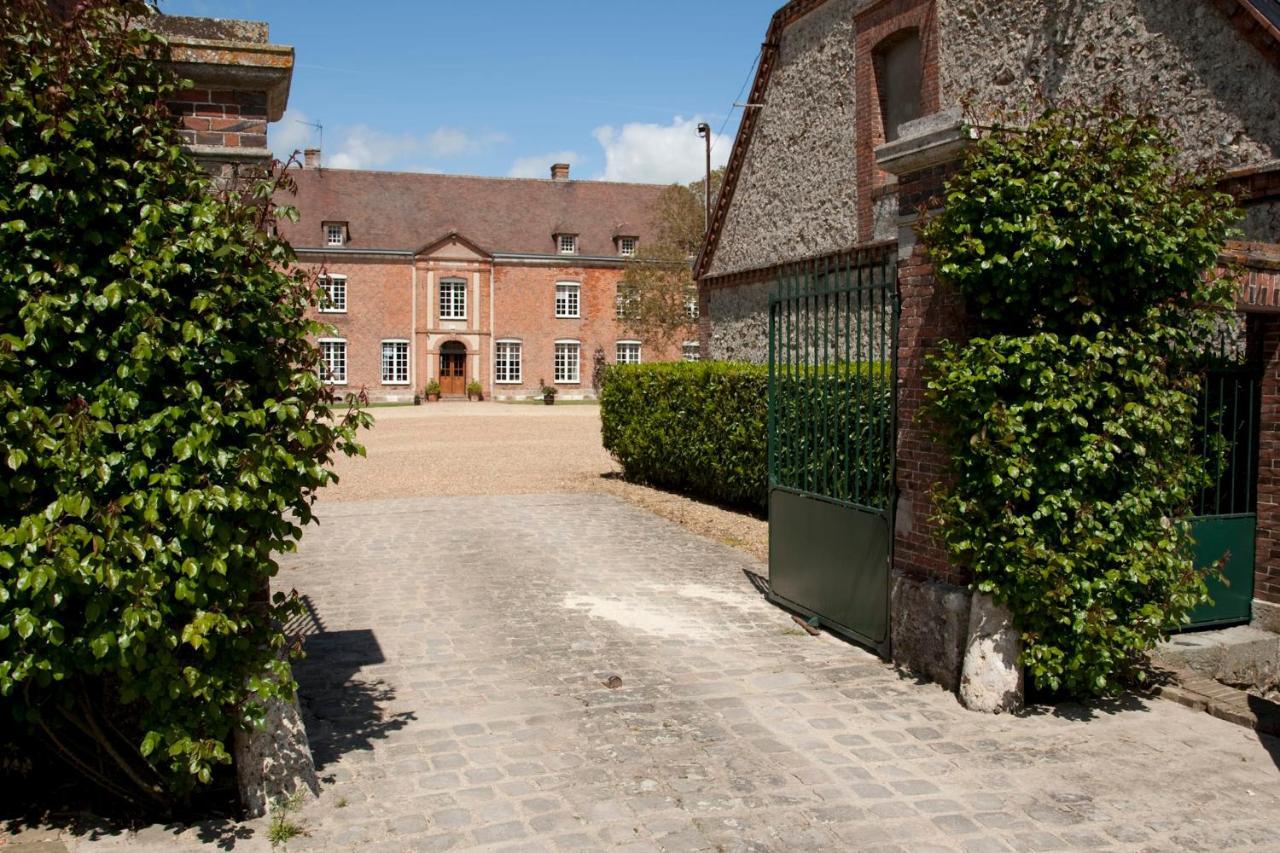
[0,0,367,805]
[616,170,724,349]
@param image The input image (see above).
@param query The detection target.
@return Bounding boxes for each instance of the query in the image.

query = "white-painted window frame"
[555,282,581,318]
[325,223,345,247]
[682,341,701,362]
[439,278,467,321]
[558,234,578,255]
[318,337,348,385]
[318,274,347,313]
[381,339,410,385]
[615,340,642,365]
[554,339,581,384]
[618,236,637,257]
[495,339,523,384]
[685,293,700,320]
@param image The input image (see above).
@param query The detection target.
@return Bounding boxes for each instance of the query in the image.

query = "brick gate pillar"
[874,111,977,690]
[1249,259,1280,631]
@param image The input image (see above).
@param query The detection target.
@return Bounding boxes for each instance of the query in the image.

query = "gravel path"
[325,402,769,562]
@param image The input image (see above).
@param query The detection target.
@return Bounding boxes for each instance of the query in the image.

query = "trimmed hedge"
[600,362,892,510]
[601,363,768,509]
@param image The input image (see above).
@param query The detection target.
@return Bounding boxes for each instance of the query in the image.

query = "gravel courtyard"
[49,404,1280,850]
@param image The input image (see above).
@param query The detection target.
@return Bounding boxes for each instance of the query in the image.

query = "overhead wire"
[712,47,763,154]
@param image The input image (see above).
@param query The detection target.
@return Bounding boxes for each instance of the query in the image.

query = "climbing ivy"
[0,1,368,803]
[921,101,1239,696]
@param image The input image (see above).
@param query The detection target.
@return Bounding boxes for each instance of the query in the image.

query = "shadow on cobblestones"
[1016,691,1152,721]
[294,628,416,773]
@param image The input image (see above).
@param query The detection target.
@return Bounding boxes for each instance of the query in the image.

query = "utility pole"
[696,122,712,236]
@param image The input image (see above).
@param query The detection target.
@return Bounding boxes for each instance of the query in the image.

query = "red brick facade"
[299,244,689,402]
[281,164,695,401]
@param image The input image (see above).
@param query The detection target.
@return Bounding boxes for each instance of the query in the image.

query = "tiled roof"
[277,167,666,256]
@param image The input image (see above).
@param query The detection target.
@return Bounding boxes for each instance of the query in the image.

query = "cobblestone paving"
[76,494,1279,851]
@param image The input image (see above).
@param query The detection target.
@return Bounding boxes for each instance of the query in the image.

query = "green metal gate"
[767,245,898,653]
[1188,359,1260,628]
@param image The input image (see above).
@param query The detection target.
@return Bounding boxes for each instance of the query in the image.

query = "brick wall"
[493,264,688,398]
[168,87,268,152]
[304,256,691,401]
[894,232,968,588]
[301,258,415,399]
[1256,314,1280,604]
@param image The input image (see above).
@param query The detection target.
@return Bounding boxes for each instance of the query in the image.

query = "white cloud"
[508,150,581,179]
[592,116,729,184]
[279,124,509,172]
[270,108,318,161]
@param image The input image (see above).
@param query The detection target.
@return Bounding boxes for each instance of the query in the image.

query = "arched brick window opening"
[873,28,922,143]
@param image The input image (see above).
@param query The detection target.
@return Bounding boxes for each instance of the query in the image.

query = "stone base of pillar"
[890,572,972,691]
[233,682,318,818]
[959,592,1024,713]
[1252,598,1280,634]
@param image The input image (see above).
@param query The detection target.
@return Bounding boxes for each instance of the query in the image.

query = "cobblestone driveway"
[246,493,1277,852]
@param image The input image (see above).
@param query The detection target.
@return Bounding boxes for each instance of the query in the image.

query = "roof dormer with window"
[324,221,348,248]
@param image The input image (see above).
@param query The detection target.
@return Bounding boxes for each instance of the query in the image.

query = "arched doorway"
[439,341,467,397]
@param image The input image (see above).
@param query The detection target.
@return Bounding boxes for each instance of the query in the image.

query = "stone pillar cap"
[875,108,976,177]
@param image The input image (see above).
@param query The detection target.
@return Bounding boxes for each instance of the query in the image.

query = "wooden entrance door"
[439,343,466,396]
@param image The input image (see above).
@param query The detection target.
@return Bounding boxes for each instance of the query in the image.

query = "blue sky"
[159,0,781,184]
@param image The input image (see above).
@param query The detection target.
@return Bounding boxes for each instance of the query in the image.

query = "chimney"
[551,163,571,182]
[304,148,321,169]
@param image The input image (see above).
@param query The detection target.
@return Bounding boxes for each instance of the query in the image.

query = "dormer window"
[558,234,578,255]
[618,236,638,257]
[325,223,347,247]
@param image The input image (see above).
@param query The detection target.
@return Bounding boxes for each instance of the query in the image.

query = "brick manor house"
[277,159,696,402]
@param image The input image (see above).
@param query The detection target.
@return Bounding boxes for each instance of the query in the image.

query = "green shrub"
[0,1,368,804]
[920,100,1238,696]
[602,363,769,509]
[600,362,892,510]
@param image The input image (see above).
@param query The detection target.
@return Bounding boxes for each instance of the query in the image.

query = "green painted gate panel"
[1189,515,1256,627]
[769,489,889,647]
[766,245,897,655]
[1187,363,1260,629]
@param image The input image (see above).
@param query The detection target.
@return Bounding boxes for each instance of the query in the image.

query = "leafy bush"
[600,362,891,510]
[0,1,367,804]
[602,363,769,509]
[921,100,1238,696]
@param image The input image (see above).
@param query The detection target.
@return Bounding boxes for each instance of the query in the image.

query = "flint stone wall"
[706,280,774,363]
[937,0,1280,170]
[1244,200,1280,244]
[706,0,869,279]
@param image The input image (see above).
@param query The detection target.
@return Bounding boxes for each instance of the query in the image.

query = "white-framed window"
[318,338,347,385]
[555,282,580,318]
[381,339,409,385]
[682,341,701,362]
[616,341,641,365]
[318,275,347,313]
[325,223,345,247]
[495,340,522,384]
[685,293,700,320]
[615,283,633,320]
[554,340,580,384]
[558,234,578,255]
[439,279,467,320]
[618,237,638,257]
